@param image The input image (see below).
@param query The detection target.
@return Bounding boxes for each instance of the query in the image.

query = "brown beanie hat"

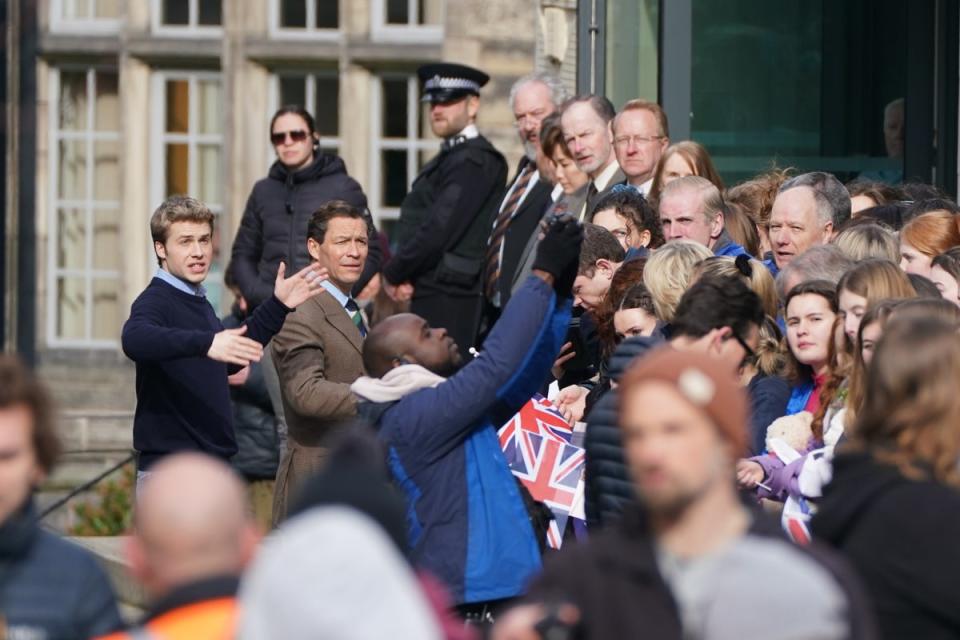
[619,346,749,454]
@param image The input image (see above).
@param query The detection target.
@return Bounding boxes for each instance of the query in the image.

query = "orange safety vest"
[97,597,237,640]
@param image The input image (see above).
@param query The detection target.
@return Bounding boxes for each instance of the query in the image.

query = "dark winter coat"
[230,153,379,308]
[583,334,663,528]
[0,501,123,639]
[223,309,280,480]
[813,451,960,639]
[747,373,791,455]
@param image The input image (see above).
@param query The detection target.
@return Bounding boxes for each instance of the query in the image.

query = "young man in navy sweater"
[122,196,326,485]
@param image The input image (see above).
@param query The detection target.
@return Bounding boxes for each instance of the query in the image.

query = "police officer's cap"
[418,62,490,105]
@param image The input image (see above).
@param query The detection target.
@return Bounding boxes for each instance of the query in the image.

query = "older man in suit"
[270,200,370,523]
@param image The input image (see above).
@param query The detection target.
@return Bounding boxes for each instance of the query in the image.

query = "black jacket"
[813,451,960,639]
[583,334,663,528]
[383,136,507,297]
[0,501,123,638]
[747,373,791,455]
[222,309,280,480]
[525,504,876,640]
[230,153,380,308]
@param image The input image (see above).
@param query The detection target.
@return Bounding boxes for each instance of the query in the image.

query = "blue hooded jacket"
[364,275,570,604]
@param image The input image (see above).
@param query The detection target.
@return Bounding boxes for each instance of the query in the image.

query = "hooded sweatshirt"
[812,451,960,639]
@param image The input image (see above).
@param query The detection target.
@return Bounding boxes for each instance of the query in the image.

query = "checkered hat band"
[424,77,481,93]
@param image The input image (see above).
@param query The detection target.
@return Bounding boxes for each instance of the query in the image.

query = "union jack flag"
[498,395,586,549]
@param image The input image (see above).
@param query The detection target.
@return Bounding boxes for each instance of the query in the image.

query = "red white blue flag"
[498,395,586,549]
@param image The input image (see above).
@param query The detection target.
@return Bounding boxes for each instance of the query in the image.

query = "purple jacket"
[750,439,821,502]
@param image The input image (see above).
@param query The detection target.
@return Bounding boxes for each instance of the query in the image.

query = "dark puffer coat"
[230,153,379,308]
[583,334,663,529]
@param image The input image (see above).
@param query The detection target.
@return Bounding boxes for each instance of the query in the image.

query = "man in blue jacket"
[351,217,582,614]
[122,196,325,484]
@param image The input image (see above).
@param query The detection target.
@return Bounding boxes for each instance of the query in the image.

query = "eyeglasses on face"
[271,130,309,145]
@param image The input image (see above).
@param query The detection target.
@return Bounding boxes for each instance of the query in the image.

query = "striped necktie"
[484,165,535,300]
[344,298,367,337]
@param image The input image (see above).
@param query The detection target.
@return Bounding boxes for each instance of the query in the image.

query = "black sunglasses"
[271,129,309,145]
[732,331,757,364]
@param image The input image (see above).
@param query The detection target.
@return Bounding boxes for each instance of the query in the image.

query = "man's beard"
[523,139,538,162]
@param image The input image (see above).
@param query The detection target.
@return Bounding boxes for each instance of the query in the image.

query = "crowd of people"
[4,61,960,639]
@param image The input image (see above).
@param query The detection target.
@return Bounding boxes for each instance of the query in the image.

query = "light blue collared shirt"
[320,278,351,310]
[155,267,206,297]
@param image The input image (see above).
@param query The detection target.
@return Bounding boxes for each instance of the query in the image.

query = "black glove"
[532,216,583,297]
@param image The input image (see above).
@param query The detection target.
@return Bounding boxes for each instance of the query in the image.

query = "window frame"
[150,0,223,37]
[149,70,227,310]
[368,74,437,227]
[370,0,443,44]
[46,66,123,349]
[49,0,122,34]
[267,0,342,40]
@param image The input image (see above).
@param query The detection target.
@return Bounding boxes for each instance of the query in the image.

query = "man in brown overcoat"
[270,200,370,523]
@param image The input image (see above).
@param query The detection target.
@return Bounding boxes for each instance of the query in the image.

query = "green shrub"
[70,463,134,536]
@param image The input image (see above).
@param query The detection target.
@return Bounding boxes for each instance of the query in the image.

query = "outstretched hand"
[207,325,263,367]
[274,261,329,309]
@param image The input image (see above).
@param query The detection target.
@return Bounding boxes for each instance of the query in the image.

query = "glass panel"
[197,79,222,134]
[386,0,408,25]
[94,71,119,131]
[382,150,408,206]
[321,144,339,157]
[57,208,86,270]
[59,71,88,131]
[313,75,339,137]
[316,0,338,28]
[92,210,121,270]
[382,78,408,138]
[281,0,307,27]
[605,0,659,108]
[198,0,221,25]
[690,0,907,185]
[166,79,189,133]
[57,277,87,340]
[162,0,190,25]
[92,279,121,340]
[166,143,190,196]
[197,145,222,205]
[95,0,120,19]
[58,140,87,199]
[279,75,307,107]
[418,101,432,138]
[93,140,120,201]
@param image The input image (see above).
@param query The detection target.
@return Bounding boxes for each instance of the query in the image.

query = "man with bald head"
[351,218,582,614]
[101,453,257,639]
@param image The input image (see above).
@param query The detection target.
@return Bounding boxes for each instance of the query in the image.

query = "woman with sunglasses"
[230,106,379,311]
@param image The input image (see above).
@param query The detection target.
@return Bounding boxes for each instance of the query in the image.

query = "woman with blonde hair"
[813,314,960,638]
[832,220,899,263]
[693,254,779,318]
[648,141,724,203]
[642,240,713,323]
[899,209,960,277]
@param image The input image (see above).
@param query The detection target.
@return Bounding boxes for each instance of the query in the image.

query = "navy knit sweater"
[122,278,290,470]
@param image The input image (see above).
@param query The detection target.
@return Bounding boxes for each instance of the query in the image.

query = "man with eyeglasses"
[611,99,671,197]
[560,94,625,220]
[382,62,508,362]
[481,73,568,327]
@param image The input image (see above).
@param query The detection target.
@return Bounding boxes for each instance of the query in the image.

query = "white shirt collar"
[593,160,622,191]
[320,278,351,309]
[551,184,564,202]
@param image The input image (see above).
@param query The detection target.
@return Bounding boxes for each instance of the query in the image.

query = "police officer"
[382,63,508,360]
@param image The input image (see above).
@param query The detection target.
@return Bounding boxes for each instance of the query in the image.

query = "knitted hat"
[619,347,749,454]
